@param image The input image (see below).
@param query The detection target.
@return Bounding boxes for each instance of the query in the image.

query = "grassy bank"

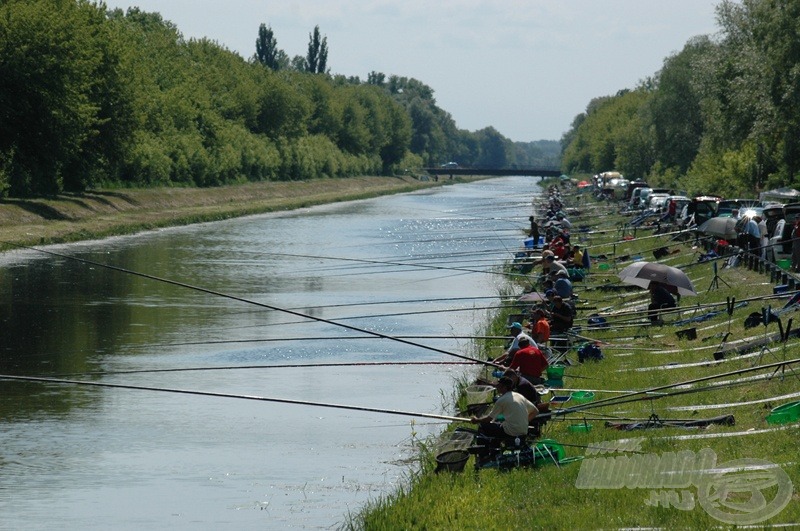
[348,189,800,529]
[0,175,481,251]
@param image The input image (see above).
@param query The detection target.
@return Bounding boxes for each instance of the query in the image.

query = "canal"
[0,176,539,529]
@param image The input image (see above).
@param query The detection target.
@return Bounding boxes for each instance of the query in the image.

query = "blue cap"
[507,322,522,330]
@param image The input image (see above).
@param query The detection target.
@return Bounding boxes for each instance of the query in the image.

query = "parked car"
[717,199,762,218]
[762,204,784,238]
[679,196,721,227]
[662,195,690,215]
[625,181,648,201]
[629,187,651,209]
[441,161,459,169]
[766,203,800,262]
[647,193,671,211]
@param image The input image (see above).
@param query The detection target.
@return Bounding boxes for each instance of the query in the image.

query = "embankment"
[0,175,483,250]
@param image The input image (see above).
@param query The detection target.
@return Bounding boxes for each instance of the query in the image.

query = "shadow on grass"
[0,200,70,220]
[84,190,140,206]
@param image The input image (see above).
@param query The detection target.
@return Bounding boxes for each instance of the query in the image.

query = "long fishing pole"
[0,374,470,422]
[544,355,800,419]
[254,250,528,280]
[229,295,505,316]
[55,360,477,377]
[117,334,511,351]
[230,304,519,331]
[0,241,499,368]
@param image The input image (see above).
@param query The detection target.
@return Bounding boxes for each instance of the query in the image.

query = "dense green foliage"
[0,0,558,198]
[561,0,800,197]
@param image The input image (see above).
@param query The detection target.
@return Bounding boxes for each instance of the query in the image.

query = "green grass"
[346,190,800,530]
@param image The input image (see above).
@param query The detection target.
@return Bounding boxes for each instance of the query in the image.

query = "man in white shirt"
[470,377,539,438]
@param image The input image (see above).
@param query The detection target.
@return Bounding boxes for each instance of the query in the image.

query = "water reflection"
[0,176,538,528]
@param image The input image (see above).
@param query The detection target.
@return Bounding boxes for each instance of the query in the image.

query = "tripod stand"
[754,306,776,366]
[707,261,731,292]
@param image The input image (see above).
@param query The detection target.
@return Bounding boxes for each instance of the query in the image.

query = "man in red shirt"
[508,336,549,384]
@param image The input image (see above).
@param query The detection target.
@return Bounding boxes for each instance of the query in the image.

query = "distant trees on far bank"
[0,1,559,198]
[561,0,800,197]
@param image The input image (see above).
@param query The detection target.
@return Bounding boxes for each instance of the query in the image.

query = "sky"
[102,0,723,143]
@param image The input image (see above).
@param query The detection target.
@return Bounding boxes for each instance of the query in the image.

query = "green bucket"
[546,366,565,380]
[568,423,593,433]
[777,259,791,271]
[598,263,610,271]
[533,439,566,463]
[766,401,800,424]
[570,391,595,403]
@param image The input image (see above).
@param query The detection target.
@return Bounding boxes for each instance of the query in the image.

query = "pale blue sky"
[103,0,722,142]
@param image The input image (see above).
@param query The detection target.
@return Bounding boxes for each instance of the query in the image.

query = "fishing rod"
[575,293,796,330]
[0,241,501,369]
[0,374,470,423]
[543,355,800,419]
[109,334,511,352]
[232,295,506,315]
[229,303,521,331]
[581,226,693,252]
[250,250,529,280]
[306,254,514,273]
[305,263,504,280]
[55,360,478,378]
[667,388,800,412]
[572,288,795,321]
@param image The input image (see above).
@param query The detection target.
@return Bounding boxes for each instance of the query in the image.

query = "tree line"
[0,0,559,198]
[561,0,800,198]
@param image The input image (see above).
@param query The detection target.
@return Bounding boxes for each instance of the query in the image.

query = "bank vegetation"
[0,0,558,199]
[560,0,800,198]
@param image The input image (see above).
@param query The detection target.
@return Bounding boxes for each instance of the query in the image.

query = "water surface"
[0,177,538,529]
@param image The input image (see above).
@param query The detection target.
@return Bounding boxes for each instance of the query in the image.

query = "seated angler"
[503,368,541,405]
[549,295,575,335]
[529,307,551,347]
[469,377,538,439]
[545,254,569,278]
[552,269,573,299]
[508,336,549,384]
[493,322,534,366]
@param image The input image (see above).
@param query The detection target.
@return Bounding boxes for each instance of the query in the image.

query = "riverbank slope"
[0,175,480,250]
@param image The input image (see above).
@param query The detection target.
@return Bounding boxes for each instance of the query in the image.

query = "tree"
[367,71,386,86]
[305,25,328,74]
[0,0,119,196]
[255,24,281,70]
[646,36,711,175]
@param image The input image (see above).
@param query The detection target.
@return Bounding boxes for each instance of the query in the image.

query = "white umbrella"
[618,261,697,296]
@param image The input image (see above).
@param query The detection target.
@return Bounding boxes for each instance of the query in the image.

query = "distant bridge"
[424,167,562,178]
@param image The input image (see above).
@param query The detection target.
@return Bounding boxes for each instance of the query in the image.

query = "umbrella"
[698,217,738,240]
[618,261,697,296]
[518,292,547,303]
